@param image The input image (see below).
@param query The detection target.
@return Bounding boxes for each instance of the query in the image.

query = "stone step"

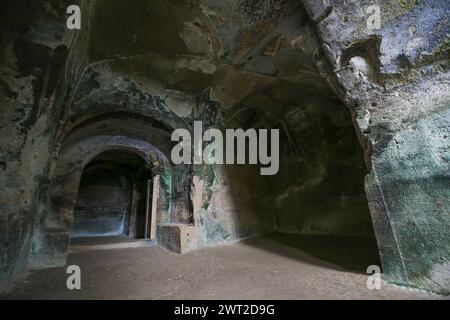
[70,239,154,253]
[157,224,197,254]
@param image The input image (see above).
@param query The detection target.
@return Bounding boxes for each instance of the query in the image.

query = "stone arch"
[29,114,178,268]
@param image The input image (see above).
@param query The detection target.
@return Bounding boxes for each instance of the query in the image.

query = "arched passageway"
[28,113,176,267]
[72,150,152,240]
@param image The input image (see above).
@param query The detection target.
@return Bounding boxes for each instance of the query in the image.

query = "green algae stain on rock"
[398,0,420,12]
[369,109,450,293]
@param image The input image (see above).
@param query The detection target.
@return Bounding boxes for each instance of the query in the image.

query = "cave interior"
[0,0,449,297]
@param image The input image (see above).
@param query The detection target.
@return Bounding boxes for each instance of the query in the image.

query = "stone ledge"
[157,224,197,254]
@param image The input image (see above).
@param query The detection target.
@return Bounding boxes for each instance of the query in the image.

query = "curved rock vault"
[0,0,448,294]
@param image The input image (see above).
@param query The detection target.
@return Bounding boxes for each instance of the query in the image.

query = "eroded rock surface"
[0,0,448,294]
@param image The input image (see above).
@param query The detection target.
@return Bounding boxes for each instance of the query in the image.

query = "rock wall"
[300,0,450,293]
[272,94,373,238]
[0,0,94,291]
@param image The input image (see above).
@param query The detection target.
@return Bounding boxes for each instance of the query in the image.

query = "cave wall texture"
[300,0,449,293]
[0,0,449,294]
[0,0,94,291]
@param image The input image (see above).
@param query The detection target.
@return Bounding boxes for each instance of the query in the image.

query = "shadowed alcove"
[72,150,152,240]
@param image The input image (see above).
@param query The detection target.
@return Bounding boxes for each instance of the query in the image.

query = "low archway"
[29,114,177,268]
[72,150,152,240]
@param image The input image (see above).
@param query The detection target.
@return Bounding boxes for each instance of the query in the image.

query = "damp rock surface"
[0,0,448,295]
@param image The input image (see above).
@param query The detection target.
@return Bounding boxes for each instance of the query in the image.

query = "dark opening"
[72,150,152,240]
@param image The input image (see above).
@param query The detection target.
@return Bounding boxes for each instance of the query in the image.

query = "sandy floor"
[1,234,443,300]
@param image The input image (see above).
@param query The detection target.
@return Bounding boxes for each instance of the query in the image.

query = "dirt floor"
[1,233,444,300]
